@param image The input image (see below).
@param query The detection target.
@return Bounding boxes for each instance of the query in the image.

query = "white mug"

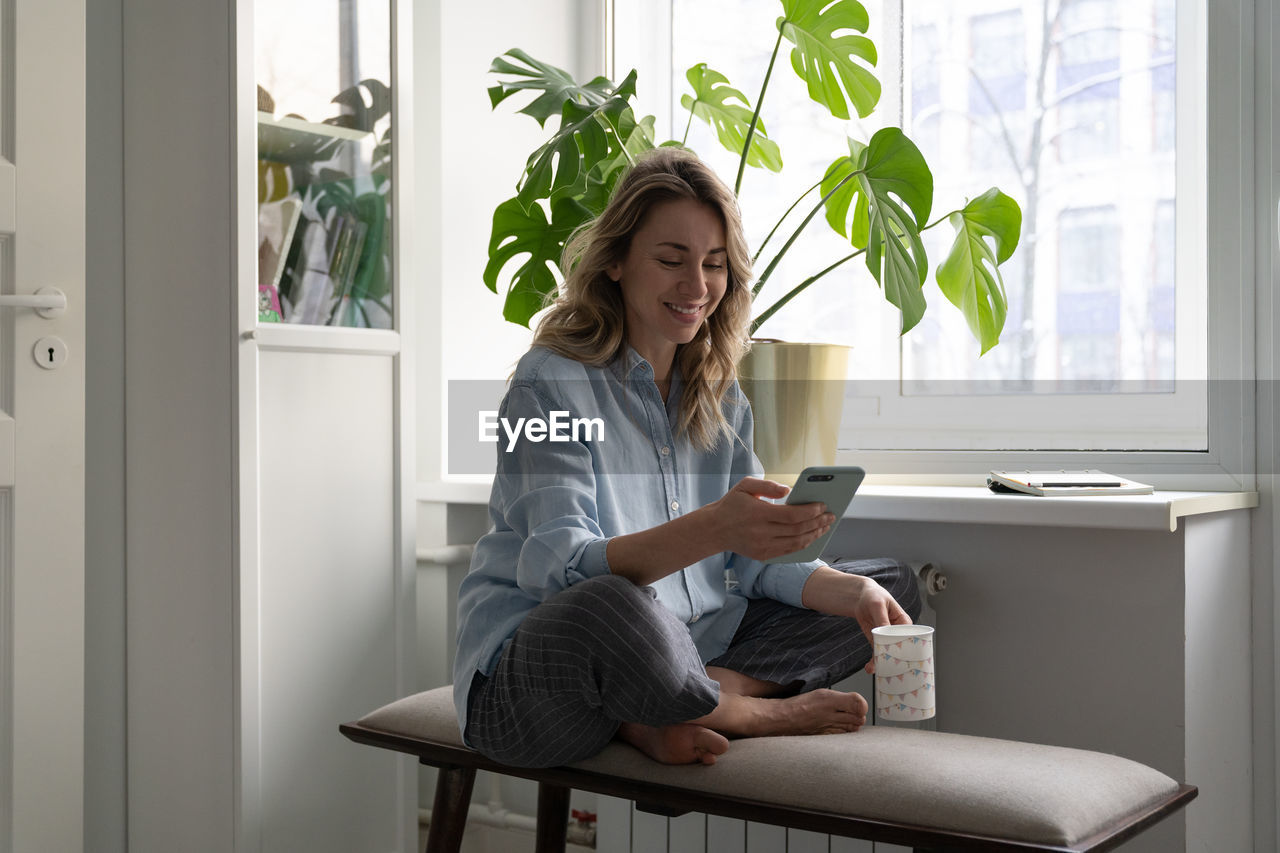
[872,625,935,721]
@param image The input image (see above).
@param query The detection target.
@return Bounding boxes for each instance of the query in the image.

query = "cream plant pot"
[737,341,852,482]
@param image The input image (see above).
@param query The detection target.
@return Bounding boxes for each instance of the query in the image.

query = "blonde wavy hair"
[532,147,753,451]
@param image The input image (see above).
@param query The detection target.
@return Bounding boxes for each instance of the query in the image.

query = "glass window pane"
[1058,0,1119,66]
[255,1,393,328]
[903,0,1178,387]
[664,0,1187,417]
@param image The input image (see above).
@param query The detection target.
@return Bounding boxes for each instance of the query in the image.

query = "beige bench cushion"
[359,686,1180,847]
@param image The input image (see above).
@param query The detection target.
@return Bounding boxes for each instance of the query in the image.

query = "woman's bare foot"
[616,685,866,764]
[617,722,730,765]
[694,688,869,737]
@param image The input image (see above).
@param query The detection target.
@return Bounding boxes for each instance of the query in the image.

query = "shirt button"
[670,500,680,512]
[690,614,700,623]
[660,446,671,457]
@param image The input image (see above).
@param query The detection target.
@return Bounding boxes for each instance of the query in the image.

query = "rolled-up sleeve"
[722,384,822,607]
[494,383,613,599]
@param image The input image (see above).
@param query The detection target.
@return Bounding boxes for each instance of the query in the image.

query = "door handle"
[0,286,66,318]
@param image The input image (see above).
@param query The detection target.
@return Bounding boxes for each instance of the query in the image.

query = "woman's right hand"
[705,477,835,562]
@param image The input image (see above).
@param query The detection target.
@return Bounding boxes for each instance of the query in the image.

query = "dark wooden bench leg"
[425,765,476,853]
[534,781,571,853]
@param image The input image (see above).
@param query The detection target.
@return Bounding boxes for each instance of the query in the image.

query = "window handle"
[0,287,66,318]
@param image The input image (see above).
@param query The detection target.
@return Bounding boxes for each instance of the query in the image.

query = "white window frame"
[613,0,1256,490]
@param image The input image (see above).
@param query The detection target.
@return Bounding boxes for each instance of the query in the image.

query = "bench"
[340,685,1196,853]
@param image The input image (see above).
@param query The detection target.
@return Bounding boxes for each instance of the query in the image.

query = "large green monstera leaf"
[486,50,647,214]
[483,195,594,326]
[778,0,880,120]
[821,128,933,333]
[937,188,1021,353]
[680,63,782,171]
[486,102,655,325]
[484,105,657,327]
[515,70,641,213]
[587,110,658,206]
[487,49,617,126]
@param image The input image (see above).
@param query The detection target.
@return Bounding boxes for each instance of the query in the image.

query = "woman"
[454,147,920,768]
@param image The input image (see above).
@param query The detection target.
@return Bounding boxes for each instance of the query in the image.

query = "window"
[615,0,1211,465]
[254,0,394,328]
[421,1,1259,491]
[603,0,1280,490]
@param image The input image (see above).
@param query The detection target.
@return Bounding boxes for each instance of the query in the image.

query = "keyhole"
[33,337,64,369]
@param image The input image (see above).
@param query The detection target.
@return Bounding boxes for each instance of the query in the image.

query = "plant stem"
[750,249,865,335]
[748,211,953,336]
[753,177,824,265]
[751,169,858,299]
[736,25,785,196]
[681,107,694,147]
[923,210,957,231]
[599,110,638,167]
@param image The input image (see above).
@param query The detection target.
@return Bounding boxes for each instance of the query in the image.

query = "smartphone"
[771,465,866,563]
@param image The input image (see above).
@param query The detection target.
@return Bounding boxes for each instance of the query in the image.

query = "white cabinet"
[120,1,415,850]
[242,3,416,850]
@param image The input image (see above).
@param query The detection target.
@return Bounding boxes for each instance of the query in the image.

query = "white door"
[0,0,86,850]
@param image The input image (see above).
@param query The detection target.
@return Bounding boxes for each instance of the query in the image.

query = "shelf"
[257,111,371,163]
[244,325,400,355]
[843,484,1257,533]
[417,477,1258,533]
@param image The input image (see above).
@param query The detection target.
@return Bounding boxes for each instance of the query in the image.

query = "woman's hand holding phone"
[705,476,835,562]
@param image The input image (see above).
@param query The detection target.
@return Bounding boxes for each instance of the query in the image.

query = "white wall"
[412,0,607,819]
[87,0,240,850]
[122,0,240,846]
[84,0,127,849]
[416,0,603,483]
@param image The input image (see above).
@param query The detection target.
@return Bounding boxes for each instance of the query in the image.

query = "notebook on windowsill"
[987,469,1155,497]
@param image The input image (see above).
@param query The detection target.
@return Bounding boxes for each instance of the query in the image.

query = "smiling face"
[607,197,729,376]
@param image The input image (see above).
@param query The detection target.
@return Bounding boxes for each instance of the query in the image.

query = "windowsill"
[417,478,1258,533]
[837,484,1256,532]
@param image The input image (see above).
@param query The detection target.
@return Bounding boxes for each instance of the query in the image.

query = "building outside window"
[1057,206,1122,384]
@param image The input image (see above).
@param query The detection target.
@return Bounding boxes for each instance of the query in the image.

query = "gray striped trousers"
[464,557,921,768]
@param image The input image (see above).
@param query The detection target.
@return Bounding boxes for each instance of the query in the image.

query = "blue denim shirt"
[452,345,823,740]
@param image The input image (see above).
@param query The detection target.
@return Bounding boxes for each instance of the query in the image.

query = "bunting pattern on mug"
[877,653,934,669]
[872,627,935,721]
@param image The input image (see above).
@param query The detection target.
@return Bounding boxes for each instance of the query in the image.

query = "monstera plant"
[482,0,1022,354]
